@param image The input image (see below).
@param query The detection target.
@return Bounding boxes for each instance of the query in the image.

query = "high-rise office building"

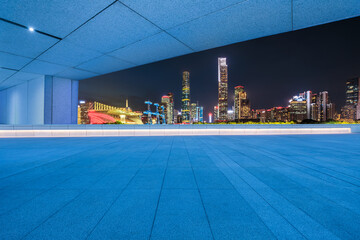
[218,58,228,121]
[341,105,357,120]
[289,96,307,122]
[173,109,180,124]
[234,86,250,121]
[181,71,190,123]
[310,93,318,121]
[213,105,219,122]
[299,90,312,119]
[161,93,174,124]
[318,91,329,122]
[78,100,91,124]
[256,109,266,123]
[346,77,360,105]
[190,102,197,122]
[343,77,360,120]
[227,109,235,121]
[196,106,204,123]
[327,102,336,120]
[264,107,290,122]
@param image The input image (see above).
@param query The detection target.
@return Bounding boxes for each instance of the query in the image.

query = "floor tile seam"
[186,138,238,192]
[215,136,360,198]
[236,139,360,178]
[247,146,360,192]
[148,137,174,240]
[18,138,155,240]
[183,137,216,240]
[211,142,344,240]
[202,137,328,234]
[85,138,172,240]
[0,137,132,183]
[229,135,360,165]
[207,136,286,169]
[0,174,77,217]
[257,147,360,185]
[198,138,291,240]
[218,136,360,193]
[211,137,360,217]
[0,150,135,210]
[268,137,360,157]
[0,137,138,191]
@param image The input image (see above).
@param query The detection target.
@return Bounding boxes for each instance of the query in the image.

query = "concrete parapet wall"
[0,124,357,138]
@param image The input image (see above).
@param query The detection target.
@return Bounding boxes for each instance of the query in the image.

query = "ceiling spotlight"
[28,27,34,32]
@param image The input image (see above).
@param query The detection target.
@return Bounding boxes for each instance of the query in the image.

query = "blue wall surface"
[0,76,78,124]
[0,77,44,124]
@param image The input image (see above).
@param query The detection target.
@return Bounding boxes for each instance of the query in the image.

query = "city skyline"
[78,59,355,123]
[79,16,360,117]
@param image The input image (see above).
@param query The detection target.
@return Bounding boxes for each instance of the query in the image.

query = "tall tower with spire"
[181,71,190,123]
[218,58,228,121]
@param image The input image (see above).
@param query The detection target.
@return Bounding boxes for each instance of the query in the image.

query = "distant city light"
[28,27,34,32]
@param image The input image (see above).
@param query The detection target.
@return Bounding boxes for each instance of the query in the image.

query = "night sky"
[79,17,360,117]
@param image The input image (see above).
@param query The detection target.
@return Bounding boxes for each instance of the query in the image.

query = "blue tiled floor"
[0,134,360,239]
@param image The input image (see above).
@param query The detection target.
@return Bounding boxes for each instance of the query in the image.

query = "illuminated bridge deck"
[1,134,360,239]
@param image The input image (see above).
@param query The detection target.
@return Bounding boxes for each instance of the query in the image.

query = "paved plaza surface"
[0,134,360,240]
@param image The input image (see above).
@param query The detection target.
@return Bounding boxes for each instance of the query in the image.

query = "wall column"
[44,76,78,124]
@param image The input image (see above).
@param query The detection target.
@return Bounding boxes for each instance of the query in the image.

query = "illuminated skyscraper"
[346,77,360,105]
[227,108,235,121]
[299,90,312,119]
[168,93,174,124]
[234,86,250,120]
[173,109,180,123]
[218,58,228,121]
[213,105,219,122]
[310,93,318,121]
[161,93,174,124]
[196,106,204,122]
[190,102,197,122]
[289,96,307,122]
[181,71,190,123]
[318,91,329,122]
[343,77,360,120]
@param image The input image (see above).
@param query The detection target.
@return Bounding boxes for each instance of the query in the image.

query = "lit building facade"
[190,102,197,123]
[181,71,191,123]
[196,106,204,122]
[234,86,250,121]
[318,91,329,121]
[270,107,290,122]
[310,93,319,121]
[227,109,235,121]
[213,105,219,122]
[342,77,360,120]
[256,109,266,123]
[289,96,307,122]
[161,93,174,124]
[218,58,228,121]
[78,100,91,124]
[327,102,336,120]
[299,90,312,119]
[346,77,360,105]
[341,105,358,121]
[173,109,180,124]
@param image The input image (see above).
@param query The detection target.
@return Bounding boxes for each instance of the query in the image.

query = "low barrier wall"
[0,124,358,138]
